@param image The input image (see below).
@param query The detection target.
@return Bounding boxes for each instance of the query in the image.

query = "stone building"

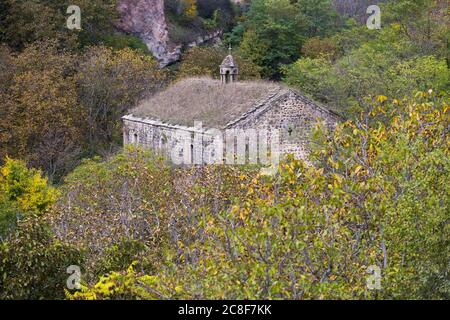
[123,53,340,165]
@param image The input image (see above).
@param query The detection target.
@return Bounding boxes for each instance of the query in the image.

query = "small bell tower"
[220,45,239,84]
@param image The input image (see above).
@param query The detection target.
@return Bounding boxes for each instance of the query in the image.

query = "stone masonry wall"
[226,90,340,159]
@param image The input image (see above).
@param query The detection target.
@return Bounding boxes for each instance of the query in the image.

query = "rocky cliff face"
[116,0,179,67]
[116,0,223,67]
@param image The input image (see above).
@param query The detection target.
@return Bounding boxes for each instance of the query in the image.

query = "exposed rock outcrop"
[116,0,177,66]
[116,0,223,67]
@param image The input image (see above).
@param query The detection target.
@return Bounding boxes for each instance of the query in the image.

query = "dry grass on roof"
[130,77,282,127]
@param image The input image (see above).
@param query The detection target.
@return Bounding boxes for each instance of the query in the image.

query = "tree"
[283,23,450,115]
[0,217,83,299]
[387,0,448,58]
[0,0,73,50]
[282,57,346,114]
[0,157,57,239]
[293,0,340,37]
[239,0,308,79]
[0,40,84,181]
[0,0,118,50]
[76,46,169,155]
[301,37,339,61]
[238,0,340,79]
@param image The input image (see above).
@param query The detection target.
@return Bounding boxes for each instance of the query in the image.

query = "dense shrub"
[49,146,258,283]
[239,0,341,79]
[0,157,58,239]
[0,218,84,299]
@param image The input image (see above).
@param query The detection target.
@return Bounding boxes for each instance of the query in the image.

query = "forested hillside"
[0,0,448,300]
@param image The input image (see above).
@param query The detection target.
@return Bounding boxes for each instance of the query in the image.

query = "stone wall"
[123,115,206,164]
[226,90,340,159]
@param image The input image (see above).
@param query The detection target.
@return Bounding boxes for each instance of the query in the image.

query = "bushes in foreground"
[71,92,449,300]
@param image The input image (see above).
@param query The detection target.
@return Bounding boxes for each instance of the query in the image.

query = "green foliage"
[239,0,340,78]
[0,41,167,179]
[223,23,246,48]
[0,197,19,242]
[382,0,448,57]
[0,157,57,239]
[283,20,450,115]
[301,37,339,61]
[0,0,117,50]
[239,0,306,79]
[0,218,84,299]
[94,239,149,278]
[282,57,344,111]
[100,34,150,54]
[74,0,118,47]
[76,46,168,154]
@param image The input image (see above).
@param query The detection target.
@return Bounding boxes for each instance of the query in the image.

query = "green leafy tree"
[239,0,340,78]
[239,0,307,78]
[0,157,58,239]
[0,40,84,180]
[0,0,118,50]
[0,218,84,299]
[283,23,450,115]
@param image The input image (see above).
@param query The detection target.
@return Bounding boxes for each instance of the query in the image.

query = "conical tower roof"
[220,45,237,68]
[221,55,236,68]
